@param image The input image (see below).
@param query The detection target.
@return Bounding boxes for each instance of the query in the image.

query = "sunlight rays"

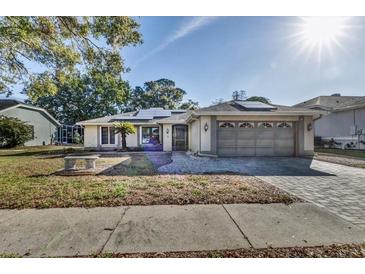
[290,17,352,64]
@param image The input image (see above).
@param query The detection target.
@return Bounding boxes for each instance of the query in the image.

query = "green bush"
[0,116,33,148]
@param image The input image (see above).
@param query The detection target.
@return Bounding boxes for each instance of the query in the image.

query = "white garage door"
[217,121,295,156]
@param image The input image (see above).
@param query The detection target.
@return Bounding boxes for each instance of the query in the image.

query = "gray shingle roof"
[0,99,21,111]
[197,100,314,113]
[77,111,138,124]
[77,101,318,125]
[155,111,192,123]
[77,108,187,124]
[294,96,365,110]
[0,99,60,125]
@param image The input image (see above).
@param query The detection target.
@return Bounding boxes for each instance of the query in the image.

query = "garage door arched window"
[219,122,235,128]
[277,122,293,128]
[258,122,273,128]
[239,122,254,128]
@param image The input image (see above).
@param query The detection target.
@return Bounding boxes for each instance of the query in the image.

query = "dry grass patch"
[0,148,300,209]
[95,244,365,258]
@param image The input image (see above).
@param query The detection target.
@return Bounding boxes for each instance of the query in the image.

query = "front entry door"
[172,125,188,151]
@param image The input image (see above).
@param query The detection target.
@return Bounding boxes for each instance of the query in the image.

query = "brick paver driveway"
[255,160,365,230]
[159,153,365,229]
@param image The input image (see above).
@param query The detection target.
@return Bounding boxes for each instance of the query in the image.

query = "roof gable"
[0,99,60,126]
[0,99,21,111]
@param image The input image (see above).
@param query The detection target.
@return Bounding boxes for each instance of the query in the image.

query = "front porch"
[92,123,188,152]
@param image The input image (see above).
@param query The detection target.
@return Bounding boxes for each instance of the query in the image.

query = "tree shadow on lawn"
[0,146,85,157]
[97,152,173,176]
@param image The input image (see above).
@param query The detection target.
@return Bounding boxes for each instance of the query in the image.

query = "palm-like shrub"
[113,122,136,151]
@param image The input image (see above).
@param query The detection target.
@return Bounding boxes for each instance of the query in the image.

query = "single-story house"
[77,100,319,157]
[294,95,365,149]
[0,99,60,146]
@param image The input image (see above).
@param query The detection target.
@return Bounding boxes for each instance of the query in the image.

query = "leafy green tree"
[0,16,142,95]
[126,79,187,111]
[0,116,33,148]
[246,96,271,104]
[26,64,131,124]
[211,98,225,105]
[113,122,136,151]
[179,99,199,110]
[232,90,247,100]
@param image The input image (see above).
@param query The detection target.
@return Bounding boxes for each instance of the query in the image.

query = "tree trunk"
[121,133,127,151]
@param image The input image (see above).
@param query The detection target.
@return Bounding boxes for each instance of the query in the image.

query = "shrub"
[113,122,137,151]
[0,116,33,148]
[73,131,83,144]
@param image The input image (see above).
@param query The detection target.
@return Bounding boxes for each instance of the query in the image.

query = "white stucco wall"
[190,119,200,152]
[163,124,172,151]
[126,126,138,147]
[314,107,365,138]
[84,125,98,147]
[303,116,314,153]
[200,116,211,152]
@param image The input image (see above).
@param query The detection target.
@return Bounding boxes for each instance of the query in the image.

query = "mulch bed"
[94,244,365,258]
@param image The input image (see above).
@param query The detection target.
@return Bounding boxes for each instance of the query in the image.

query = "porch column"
[96,125,101,150]
[210,116,217,154]
[117,132,121,149]
[162,124,172,152]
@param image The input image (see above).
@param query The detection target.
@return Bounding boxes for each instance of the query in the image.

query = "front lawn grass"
[0,147,300,209]
[315,148,365,159]
[0,145,85,157]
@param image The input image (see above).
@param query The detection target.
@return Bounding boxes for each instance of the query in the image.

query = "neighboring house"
[294,95,365,149]
[77,100,319,156]
[0,99,60,146]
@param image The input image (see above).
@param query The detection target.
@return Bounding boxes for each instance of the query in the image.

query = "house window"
[239,122,254,128]
[258,122,273,128]
[219,122,235,128]
[101,127,116,145]
[142,127,160,144]
[101,127,109,144]
[277,122,292,128]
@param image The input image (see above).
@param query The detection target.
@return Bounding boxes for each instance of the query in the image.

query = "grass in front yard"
[0,145,84,157]
[315,148,365,159]
[0,147,299,209]
[314,148,365,168]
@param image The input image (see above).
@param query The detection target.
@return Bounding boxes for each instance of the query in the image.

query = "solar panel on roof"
[234,101,277,110]
[112,116,154,120]
[137,108,171,117]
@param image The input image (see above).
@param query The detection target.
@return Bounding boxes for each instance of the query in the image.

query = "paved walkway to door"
[158,153,365,229]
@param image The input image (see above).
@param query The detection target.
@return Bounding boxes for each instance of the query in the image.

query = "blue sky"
[3,16,365,106]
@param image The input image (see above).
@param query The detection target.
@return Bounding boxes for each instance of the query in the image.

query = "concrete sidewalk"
[0,203,364,257]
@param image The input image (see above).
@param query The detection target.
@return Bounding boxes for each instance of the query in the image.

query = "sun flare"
[294,17,350,62]
[300,17,346,46]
